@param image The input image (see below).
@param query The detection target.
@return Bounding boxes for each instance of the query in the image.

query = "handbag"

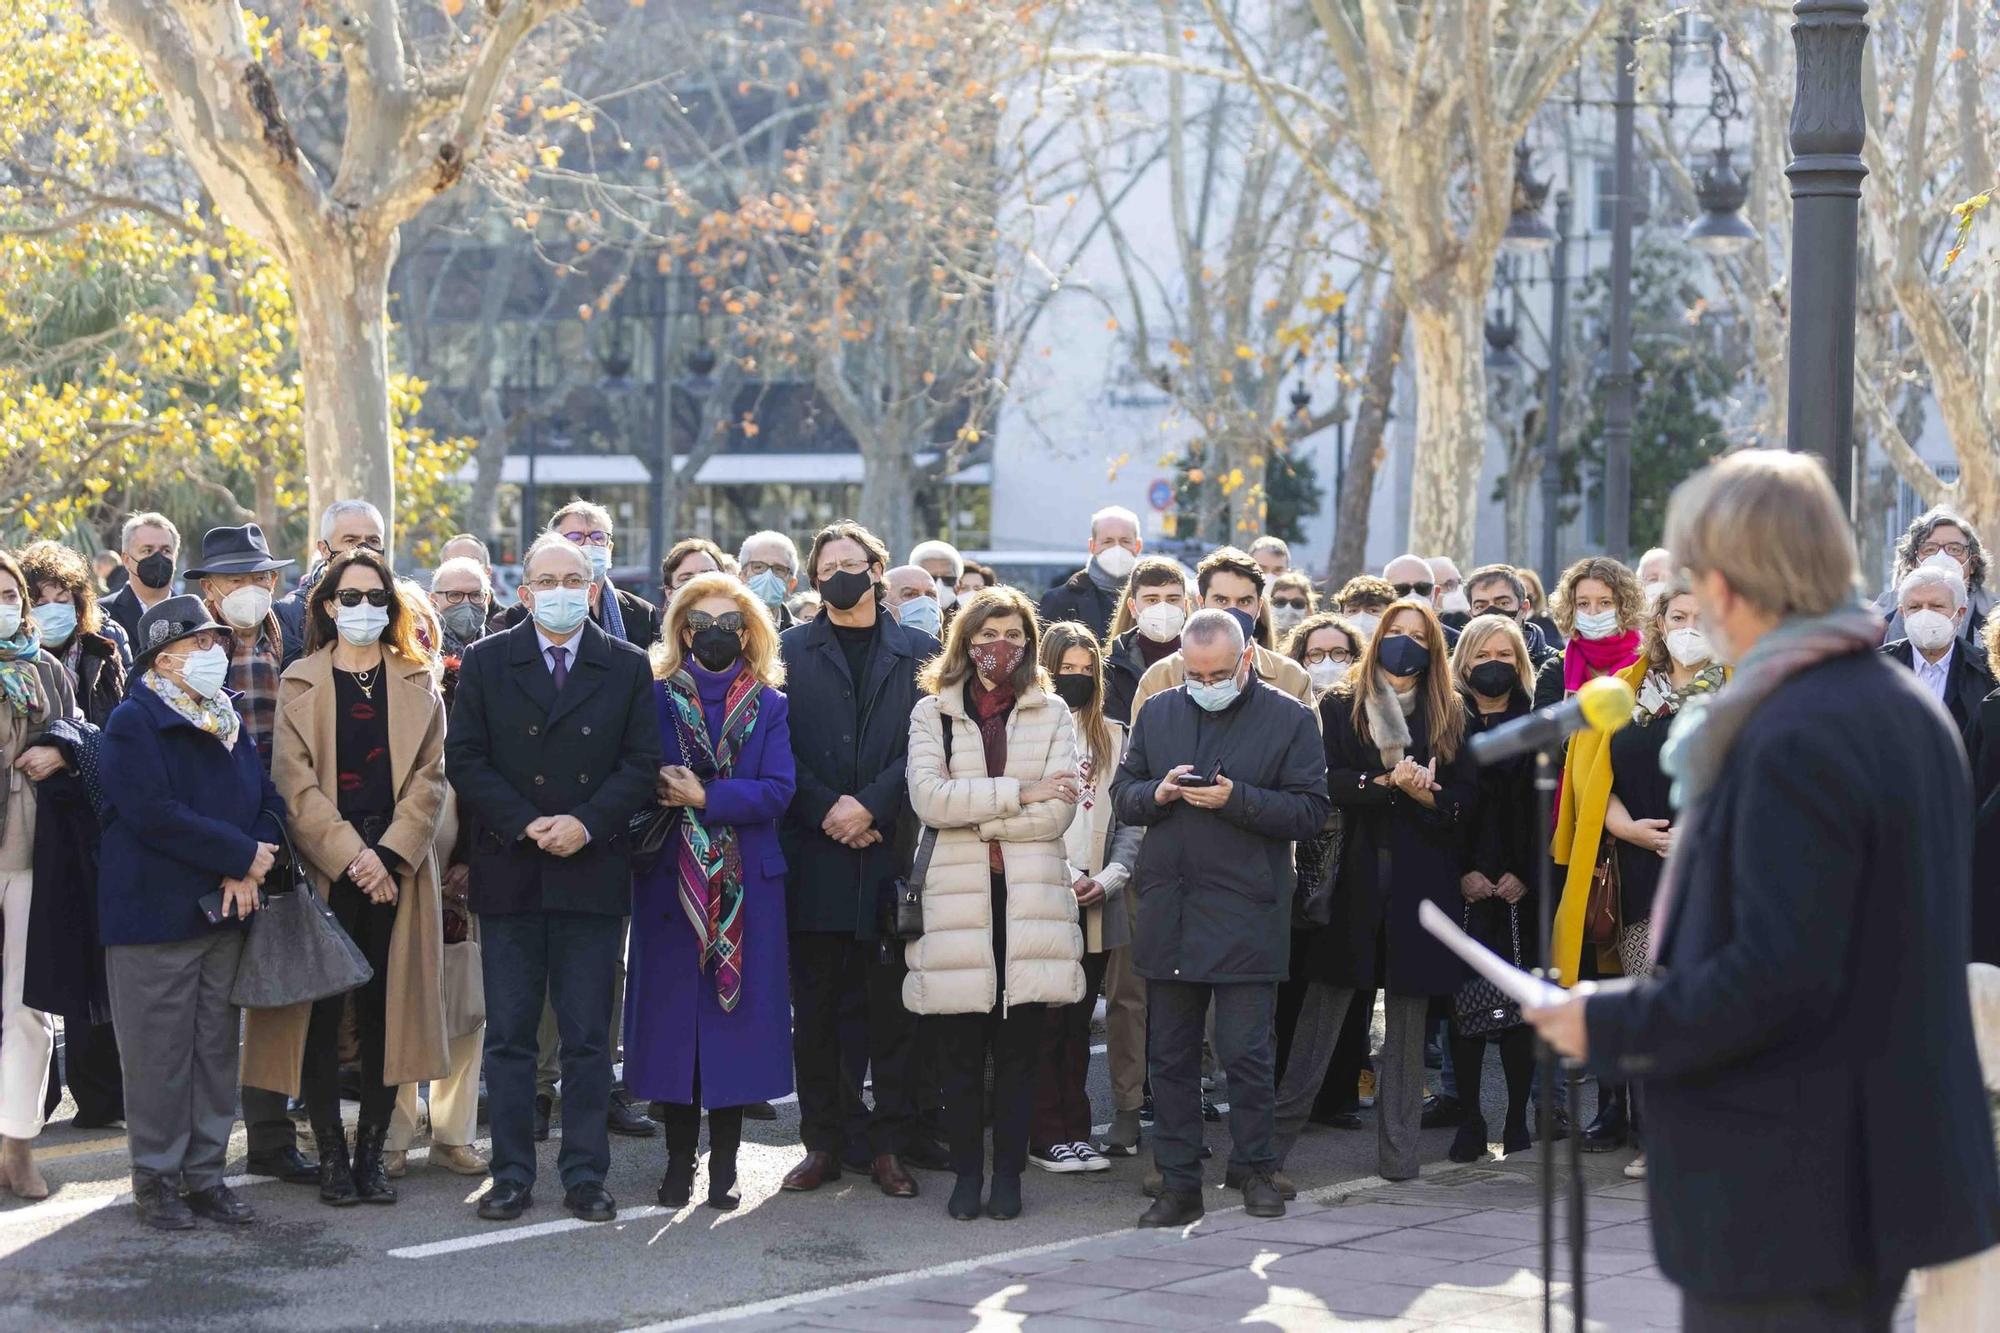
[1452,900,1526,1038]
[882,709,956,942]
[1292,809,1345,928]
[627,804,680,874]
[1584,837,1621,947]
[230,831,374,1009]
[441,938,485,1038]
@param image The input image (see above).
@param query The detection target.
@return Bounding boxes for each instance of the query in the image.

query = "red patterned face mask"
[968,639,1025,684]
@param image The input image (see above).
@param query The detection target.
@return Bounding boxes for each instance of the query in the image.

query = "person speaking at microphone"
[1525,453,2000,1330]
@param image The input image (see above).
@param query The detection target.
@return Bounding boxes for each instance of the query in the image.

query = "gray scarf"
[1361,672,1416,767]
[1086,555,1125,596]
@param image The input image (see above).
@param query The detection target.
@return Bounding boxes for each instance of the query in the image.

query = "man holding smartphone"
[1111,610,1329,1227]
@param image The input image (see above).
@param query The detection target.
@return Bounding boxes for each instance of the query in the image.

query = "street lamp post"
[648,268,676,574]
[1602,8,1638,564]
[1785,0,1870,511]
[521,330,544,556]
[1541,191,1571,583]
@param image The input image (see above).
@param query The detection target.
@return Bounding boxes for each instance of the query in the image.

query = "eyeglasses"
[1304,649,1353,666]
[1270,597,1309,611]
[335,536,386,553]
[1919,541,1971,561]
[743,560,794,580]
[334,588,392,608]
[687,610,746,634]
[562,530,613,548]
[1391,581,1435,598]
[816,558,873,579]
[432,590,486,607]
[528,575,591,592]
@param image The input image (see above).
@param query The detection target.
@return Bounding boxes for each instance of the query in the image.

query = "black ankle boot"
[1448,1116,1490,1164]
[657,1147,696,1207]
[986,1173,1022,1221]
[1502,1120,1532,1156]
[1580,1084,1629,1153]
[314,1129,358,1207]
[705,1147,739,1212]
[351,1122,397,1204]
[948,1173,983,1221]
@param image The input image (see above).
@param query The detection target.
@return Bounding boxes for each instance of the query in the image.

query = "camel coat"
[903,683,1085,1015]
[241,648,451,1097]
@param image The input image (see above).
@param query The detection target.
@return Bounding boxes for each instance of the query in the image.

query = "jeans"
[482,910,623,1190]
[1149,979,1277,1196]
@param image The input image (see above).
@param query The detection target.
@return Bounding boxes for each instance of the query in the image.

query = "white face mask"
[1665,627,1712,668]
[1094,544,1138,581]
[1575,609,1623,641]
[1346,612,1380,643]
[220,585,272,630]
[1905,608,1958,656]
[336,603,390,647]
[1439,588,1471,616]
[1308,658,1346,691]
[1269,604,1307,635]
[176,645,232,699]
[1643,581,1669,609]
[1135,602,1186,644]
[0,604,20,641]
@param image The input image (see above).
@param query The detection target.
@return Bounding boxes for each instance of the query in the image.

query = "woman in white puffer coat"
[906,586,1084,1225]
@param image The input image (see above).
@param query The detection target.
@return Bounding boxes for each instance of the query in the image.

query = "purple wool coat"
[624,666,798,1109]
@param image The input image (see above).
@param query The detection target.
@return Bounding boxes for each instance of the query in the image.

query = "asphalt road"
[0,1023,1595,1331]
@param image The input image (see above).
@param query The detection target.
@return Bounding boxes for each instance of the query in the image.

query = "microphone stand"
[1531,744,1585,1332]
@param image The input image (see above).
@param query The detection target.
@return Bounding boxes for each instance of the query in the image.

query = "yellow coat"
[1548,656,1651,989]
[240,648,451,1097]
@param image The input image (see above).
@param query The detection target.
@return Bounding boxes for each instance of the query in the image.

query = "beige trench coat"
[241,648,450,1097]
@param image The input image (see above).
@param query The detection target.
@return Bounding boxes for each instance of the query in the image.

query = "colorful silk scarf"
[668,667,763,1011]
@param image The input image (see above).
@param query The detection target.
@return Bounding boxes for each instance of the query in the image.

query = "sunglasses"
[1270,597,1309,611]
[687,610,745,633]
[1392,581,1435,598]
[334,589,392,608]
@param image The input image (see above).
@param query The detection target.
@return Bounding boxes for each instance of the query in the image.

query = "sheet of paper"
[1418,899,1569,1009]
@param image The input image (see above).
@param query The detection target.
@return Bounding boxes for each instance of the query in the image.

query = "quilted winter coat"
[903,681,1085,1014]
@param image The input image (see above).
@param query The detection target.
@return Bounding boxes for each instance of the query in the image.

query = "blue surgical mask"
[1575,609,1623,641]
[336,603,389,646]
[178,645,232,700]
[31,603,76,647]
[585,545,613,581]
[531,587,591,636]
[897,595,943,638]
[1187,674,1242,713]
[747,570,788,608]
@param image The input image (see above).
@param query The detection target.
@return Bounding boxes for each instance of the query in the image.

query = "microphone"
[1467,674,1636,766]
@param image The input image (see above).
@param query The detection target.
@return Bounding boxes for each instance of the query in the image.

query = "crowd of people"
[0,473,1994,1320]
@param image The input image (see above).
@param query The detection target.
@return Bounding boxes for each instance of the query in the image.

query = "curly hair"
[1280,611,1362,670]
[1334,574,1397,614]
[1639,574,1697,673]
[1550,556,1645,638]
[18,540,103,636]
[1893,505,1987,592]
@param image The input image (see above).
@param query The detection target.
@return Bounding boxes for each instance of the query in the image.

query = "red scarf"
[968,680,1015,872]
[1562,630,1642,694]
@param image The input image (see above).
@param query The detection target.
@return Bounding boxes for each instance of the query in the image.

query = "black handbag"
[1451,900,1526,1038]
[632,707,717,873]
[881,711,955,942]
[230,829,374,1009]
[1292,810,1345,928]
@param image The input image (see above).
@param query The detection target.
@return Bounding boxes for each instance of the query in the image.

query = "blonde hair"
[1639,574,1697,673]
[1664,451,1859,618]
[1039,620,1114,775]
[651,572,786,688]
[1519,566,1549,614]
[1341,598,1466,762]
[1550,556,1645,638]
[1452,614,1538,700]
[921,585,1049,696]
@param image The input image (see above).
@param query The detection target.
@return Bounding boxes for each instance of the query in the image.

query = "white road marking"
[387,1205,671,1259]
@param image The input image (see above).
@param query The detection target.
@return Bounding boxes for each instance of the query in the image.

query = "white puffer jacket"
[903,683,1086,1015]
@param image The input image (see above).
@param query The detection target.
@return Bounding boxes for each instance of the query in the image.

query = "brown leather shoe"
[870,1153,920,1198]
[781,1151,842,1193]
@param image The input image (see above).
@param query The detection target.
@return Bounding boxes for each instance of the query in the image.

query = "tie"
[548,645,569,690]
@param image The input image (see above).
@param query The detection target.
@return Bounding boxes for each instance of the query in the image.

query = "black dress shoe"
[1310,1110,1365,1131]
[477,1181,533,1221]
[900,1136,953,1173]
[1580,1087,1629,1153]
[985,1173,1022,1221]
[533,1094,553,1143]
[564,1181,617,1223]
[1138,1191,1204,1228]
[607,1091,658,1139]
[741,1100,778,1122]
[948,1173,983,1221]
[1420,1094,1467,1130]
[132,1174,196,1232]
[244,1144,320,1185]
[70,1113,125,1131]
[1240,1172,1286,1219]
[184,1183,257,1226]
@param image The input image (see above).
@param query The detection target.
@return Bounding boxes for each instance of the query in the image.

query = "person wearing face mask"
[1111,610,1330,1225]
[904,588,1084,1222]
[274,501,388,657]
[884,564,945,640]
[908,540,966,618]
[1100,556,1192,727]
[429,557,495,700]
[738,530,801,630]
[1876,505,1994,648]
[1428,556,1472,631]
[243,550,450,1210]
[546,502,661,650]
[1333,575,1396,648]
[1130,548,1314,719]
[21,541,127,727]
[1039,505,1145,642]
[1882,558,1992,755]
[1281,612,1363,696]
[1551,555,1645,696]
[101,512,182,651]
[446,535,663,1225]
[625,573,796,1213]
[1266,571,1317,644]
[774,521,940,1198]
[1466,564,1566,709]
[98,596,286,1230]
[1274,599,1471,1190]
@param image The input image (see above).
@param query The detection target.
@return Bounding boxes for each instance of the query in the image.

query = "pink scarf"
[1562,630,1642,694]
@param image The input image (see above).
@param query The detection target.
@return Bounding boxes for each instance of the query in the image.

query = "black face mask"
[1376,633,1432,679]
[1052,674,1097,710]
[688,627,742,672]
[819,569,875,612]
[1467,660,1517,699]
[134,553,175,591]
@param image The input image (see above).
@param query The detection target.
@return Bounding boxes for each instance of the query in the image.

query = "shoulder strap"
[940,707,954,766]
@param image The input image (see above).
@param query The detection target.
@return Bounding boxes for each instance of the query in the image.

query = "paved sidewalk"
[649,1150,1677,1332]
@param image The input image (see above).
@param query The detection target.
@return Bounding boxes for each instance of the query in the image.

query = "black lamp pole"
[1541,190,1570,583]
[648,268,675,574]
[1785,1,1870,511]
[1601,8,1638,563]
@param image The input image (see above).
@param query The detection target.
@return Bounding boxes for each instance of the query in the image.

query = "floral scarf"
[0,624,44,720]
[668,667,762,1012]
[1632,663,1726,728]
[145,668,241,750]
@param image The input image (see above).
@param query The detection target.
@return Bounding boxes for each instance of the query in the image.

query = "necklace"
[342,663,379,701]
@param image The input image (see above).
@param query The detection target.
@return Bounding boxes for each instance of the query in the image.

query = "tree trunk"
[858,429,917,557]
[291,233,399,548]
[1329,296,1407,581]
[1402,286,1487,565]
[253,462,280,541]
[1502,447,1539,568]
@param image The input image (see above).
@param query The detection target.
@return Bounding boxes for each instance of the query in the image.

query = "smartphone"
[1174,763,1222,788]
[198,888,262,924]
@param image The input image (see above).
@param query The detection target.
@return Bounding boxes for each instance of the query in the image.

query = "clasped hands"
[346,847,399,905]
[218,839,281,919]
[526,814,589,859]
[1373,756,1439,797]
[1460,870,1528,904]
[657,764,708,810]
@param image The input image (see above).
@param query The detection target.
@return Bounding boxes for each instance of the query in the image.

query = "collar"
[536,625,580,661]
[1920,641,1955,674]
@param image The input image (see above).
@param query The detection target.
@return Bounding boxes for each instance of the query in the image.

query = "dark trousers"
[53,1017,124,1124]
[482,909,623,1190]
[302,881,398,1132]
[658,1062,743,1188]
[1031,950,1109,1150]
[241,1087,296,1156]
[1447,1028,1534,1134]
[790,930,915,1157]
[930,1002,1041,1177]
[1682,1269,1906,1332]
[1149,978,1277,1195]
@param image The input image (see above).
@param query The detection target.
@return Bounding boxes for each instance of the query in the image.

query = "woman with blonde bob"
[626,572,796,1212]
[906,586,1084,1223]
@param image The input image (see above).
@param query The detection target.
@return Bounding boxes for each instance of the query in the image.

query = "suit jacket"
[445,619,662,916]
[776,611,938,939]
[101,583,150,649]
[1883,637,1992,754]
[1584,651,2000,1299]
